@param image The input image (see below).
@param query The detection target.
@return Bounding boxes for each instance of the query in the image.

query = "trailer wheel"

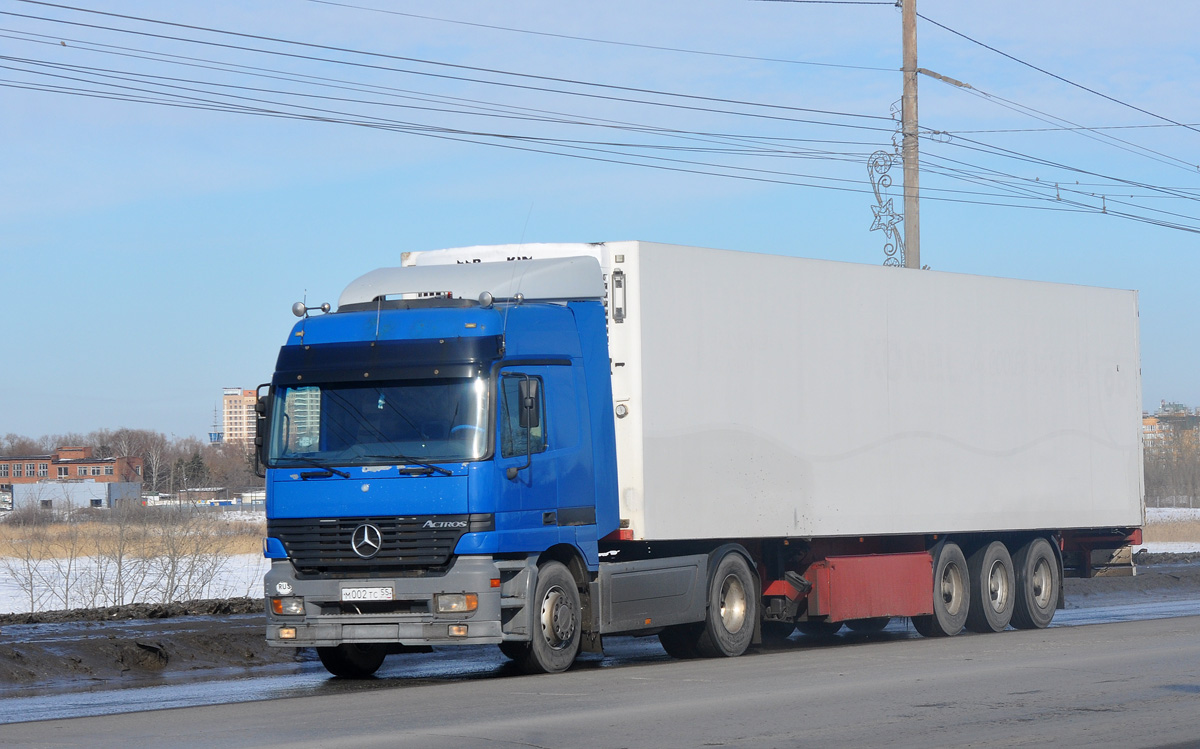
[965,541,1015,633]
[845,617,890,633]
[696,552,756,658]
[912,541,969,637]
[1011,537,1059,629]
[795,620,843,637]
[658,623,703,659]
[316,643,387,678]
[518,561,581,674]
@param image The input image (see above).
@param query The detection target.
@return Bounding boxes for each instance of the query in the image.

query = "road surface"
[3,612,1199,748]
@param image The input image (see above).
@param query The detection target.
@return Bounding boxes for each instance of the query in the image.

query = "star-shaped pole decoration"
[870,198,903,234]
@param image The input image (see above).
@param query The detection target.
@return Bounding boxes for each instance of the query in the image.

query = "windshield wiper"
[286,455,351,479]
[363,454,453,476]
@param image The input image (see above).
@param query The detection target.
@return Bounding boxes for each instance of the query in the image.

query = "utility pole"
[901,0,920,269]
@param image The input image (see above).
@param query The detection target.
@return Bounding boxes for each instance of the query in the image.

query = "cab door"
[495,363,586,530]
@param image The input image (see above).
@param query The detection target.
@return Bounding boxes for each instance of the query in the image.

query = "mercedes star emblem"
[351,523,383,559]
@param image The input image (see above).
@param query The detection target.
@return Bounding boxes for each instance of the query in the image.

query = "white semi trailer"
[262,241,1143,676]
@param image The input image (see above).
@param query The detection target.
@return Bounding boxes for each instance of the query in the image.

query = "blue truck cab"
[260,257,621,675]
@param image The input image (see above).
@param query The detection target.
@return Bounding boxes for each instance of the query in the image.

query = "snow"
[1135,542,1200,554]
[1146,507,1200,523]
[0,507,1195,614]
[0,553,269,615]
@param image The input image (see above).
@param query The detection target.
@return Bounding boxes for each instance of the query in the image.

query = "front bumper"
[264,555,504,648]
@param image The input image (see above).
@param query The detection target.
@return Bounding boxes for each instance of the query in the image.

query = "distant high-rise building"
[222,387,259,448]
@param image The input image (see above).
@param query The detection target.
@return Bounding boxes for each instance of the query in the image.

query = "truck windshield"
[268,376,489,466]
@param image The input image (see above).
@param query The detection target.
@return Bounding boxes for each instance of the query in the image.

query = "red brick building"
[0,446,143,492]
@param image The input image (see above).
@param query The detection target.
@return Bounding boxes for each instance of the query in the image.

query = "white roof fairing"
[337,256,605,309]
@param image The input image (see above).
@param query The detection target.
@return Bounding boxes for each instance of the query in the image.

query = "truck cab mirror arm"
[507,376,539,480]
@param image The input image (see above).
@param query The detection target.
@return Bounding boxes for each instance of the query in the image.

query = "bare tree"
[1144,428,1200,507]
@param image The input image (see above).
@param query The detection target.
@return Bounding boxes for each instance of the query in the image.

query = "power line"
[302,0,896,72]
[752,1,893,4]
[917,11,1200,137]
[8,52,1199,232]
[5,3,1198,234]
[920,73,1200,174]
[943,123,1200,134]
[9,1,893,122]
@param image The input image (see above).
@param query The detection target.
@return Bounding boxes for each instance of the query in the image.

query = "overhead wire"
[8,1,894,123]
[3,1,1198,234]
[920,71,1200,174]
[0,27,902,164]
[301,0,897,72]
[917,11,1200,137]
[7,52,1194,228]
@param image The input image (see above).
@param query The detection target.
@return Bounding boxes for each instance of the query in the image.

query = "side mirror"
[518,378,540,429]
[508,376,540,481]
[254,384,272,478]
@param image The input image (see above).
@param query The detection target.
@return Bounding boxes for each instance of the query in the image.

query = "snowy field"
[1137,507,1200,555]
[0,508,1195,615]
[0,553,269,615]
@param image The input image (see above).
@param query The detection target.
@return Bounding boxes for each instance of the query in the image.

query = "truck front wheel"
[1011,537,1059,629]
[518,561,582,674]
[696,552,756,658]
[912,541,969,637]
[317,643,387,678]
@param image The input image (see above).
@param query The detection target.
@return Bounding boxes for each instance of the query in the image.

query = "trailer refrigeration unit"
[258,241,1144,677]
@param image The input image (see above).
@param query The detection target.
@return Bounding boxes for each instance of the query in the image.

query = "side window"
[500,375,546,458]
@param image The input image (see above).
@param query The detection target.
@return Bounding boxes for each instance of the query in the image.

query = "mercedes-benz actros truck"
[258,241,1143,677]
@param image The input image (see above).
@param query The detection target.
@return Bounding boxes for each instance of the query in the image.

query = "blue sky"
[2,0,1197,439]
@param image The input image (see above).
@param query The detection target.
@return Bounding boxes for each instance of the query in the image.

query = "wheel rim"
[540,585,576,651]
[941,561,965,616]
[718,574,747,634]
[987,559,1011,613]
[1030,557,1053,609]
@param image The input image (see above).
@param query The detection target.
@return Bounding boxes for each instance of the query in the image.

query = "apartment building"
[223,387,259,448]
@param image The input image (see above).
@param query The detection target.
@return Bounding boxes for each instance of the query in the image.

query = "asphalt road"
[4,613,1199,748]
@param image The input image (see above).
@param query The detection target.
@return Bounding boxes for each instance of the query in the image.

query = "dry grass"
[0,516,265,560]
[1143,518,1200,543]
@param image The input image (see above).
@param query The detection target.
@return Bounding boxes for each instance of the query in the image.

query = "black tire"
[696,552,757,658]
[845,617,890,634]
[658,623,703,659]
[1011,537,1059,630]
[517,561,582,674]
[911,541,969,637]
[498,641,530,661]
[795,620,843,637]
[316,643,387,678]
[760,620,797,645]
[965,541,1015,633]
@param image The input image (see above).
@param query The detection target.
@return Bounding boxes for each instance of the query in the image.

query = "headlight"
[271,596,305,616]
[435,593,478,613]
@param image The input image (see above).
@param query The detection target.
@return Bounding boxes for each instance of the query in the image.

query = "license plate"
[341,586,394,602]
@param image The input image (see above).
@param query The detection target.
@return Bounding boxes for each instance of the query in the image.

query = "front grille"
[269,514,492,575]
